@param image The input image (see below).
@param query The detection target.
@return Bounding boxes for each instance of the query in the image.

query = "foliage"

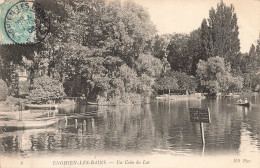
[172,71,197,94]
[200,19,213,60]
[198,1,241,78]
[29,76,65,103]
[161,30,205,75]
[197,56,243,95]
[154,74,178,94]
[53,0,160,104]
[151,34,171,60]
[204,1,240,62]
[154,71,197,95]
[187,29,205,75]
[167,33,190,73]
[135,53,163,77]
[239,44,260,90]
[0,79,8,101]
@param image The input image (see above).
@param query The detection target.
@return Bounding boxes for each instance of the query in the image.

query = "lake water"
[1,93,260,157]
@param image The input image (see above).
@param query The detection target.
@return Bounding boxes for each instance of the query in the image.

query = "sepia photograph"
[0,0,260,167]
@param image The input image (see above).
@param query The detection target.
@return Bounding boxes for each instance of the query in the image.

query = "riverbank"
[155,93,206,101]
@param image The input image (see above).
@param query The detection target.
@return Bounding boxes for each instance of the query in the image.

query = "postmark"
[4,1,50,45]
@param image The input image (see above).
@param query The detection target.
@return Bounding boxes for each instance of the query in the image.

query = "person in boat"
[244,98,248,103]
[237,99,242,103]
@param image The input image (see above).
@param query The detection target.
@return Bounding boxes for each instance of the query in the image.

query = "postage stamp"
[2,1,50,45]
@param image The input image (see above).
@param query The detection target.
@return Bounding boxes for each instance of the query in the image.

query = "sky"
[133,0,260,53]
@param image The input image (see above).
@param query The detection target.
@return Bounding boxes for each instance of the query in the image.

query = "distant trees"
[239,43,260,91]
[173,71,197,94]
[154,75,178,95]
[200,1,240,71]
[197,56,243,95]
[166,32,204,75]
[154,71,196,95]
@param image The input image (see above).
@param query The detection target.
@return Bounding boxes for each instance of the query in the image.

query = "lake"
[1,93,260,157]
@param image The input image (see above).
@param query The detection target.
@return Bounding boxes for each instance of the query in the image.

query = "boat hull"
[0,118,58,130]
[236,103,250,107]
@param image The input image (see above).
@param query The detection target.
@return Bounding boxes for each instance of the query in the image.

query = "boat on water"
[0,109,57,120]
[0,117,58,130]
[25,104,58,109]
[236,102,250,107]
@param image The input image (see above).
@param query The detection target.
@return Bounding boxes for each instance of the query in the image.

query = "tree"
[200,19,213,60]
[167,33,190,73]
[187,29,205,75]
[201,1,240,69]
[151,34,171,73]
[240,44,260,91]
[135,53,163,77]
[154,75,178,95]
[172,71,197,95]
[29,76,66,103]
[197,56,243,95]
[55,0,159,104]
[166,31,206,75]
[151,34,171,60]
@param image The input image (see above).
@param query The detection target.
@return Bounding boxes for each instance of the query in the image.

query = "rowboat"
[25,104,58,109]
[0,110,57,120]
[236,102,250,107]
[0,117,58,130]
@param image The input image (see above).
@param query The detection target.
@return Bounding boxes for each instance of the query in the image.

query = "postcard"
[0,0,260,168]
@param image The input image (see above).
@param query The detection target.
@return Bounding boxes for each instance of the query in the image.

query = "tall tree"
[256,34,260,68]
[201,1,240,69]
[200,19,213,60]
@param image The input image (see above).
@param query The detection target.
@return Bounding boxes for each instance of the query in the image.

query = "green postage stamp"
[0,1,49,45]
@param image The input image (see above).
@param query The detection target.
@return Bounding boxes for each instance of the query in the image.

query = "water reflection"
[1,94,260,156]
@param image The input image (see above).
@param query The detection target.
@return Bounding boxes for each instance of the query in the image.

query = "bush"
[29,76,66,103]
[0,79,8,101]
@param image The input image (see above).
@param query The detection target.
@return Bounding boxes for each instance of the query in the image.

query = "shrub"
[0,79,8,101]
[29,76,66,103]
